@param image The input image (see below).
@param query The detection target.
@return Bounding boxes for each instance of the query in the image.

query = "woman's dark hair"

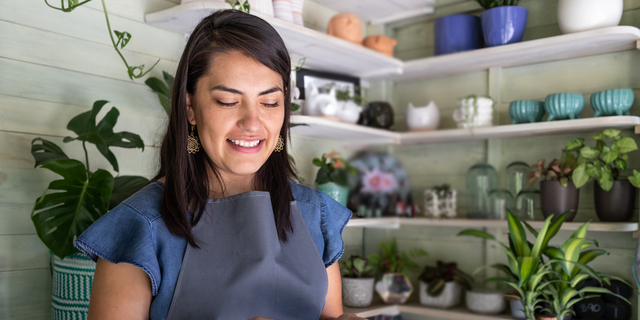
[152,10,296,245]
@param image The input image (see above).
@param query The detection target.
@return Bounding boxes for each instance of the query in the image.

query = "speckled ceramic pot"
[509,100,546,124]
[466,289,506,314]
[545,93,585,121]
[342,278,374,307]
[590,88,634,117]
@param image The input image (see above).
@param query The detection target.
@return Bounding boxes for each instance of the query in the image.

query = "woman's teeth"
[229,139,260,148]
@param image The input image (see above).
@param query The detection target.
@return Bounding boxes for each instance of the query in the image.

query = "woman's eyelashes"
[262,102,279,108]
[215,100,280,108]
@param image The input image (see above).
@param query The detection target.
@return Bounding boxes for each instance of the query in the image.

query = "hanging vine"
[43,0,159,80]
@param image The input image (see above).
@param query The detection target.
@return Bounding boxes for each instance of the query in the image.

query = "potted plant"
[418,261,472,308]
[557,0,623,34]
[474,0,528,47]
[570,129,640,221]
[30,100,147,319]
[527,142,581,221]
[368,238,428,304]
[313,151,356,206]
[340,255,376,307]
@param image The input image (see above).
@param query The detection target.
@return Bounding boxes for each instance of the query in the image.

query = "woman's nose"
[238,105,262,133]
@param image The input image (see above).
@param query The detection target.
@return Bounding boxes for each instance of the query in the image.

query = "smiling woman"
[71,9,360,320]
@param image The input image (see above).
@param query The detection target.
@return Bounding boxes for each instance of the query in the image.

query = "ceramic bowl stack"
[590,88,634,117]
[509,100,545,124]
[545,93,584,121]
[453,96,494,128]
[273,0,294,23]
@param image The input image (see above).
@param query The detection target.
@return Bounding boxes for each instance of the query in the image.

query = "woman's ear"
[186,93,196,125]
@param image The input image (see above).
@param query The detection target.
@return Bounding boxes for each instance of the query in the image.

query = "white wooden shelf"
[144,2,403,79]
[372,26,640,82]
[290,115,640,146]
[312,0,436,25]
[344,303,513,319]
[346,217,639,233]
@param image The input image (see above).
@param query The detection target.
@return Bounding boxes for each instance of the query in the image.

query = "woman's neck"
[208,172,257,199]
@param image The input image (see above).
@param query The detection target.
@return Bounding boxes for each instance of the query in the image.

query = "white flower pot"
[342,278,375,307]
[558,0,623,34]
[419,281,462,308]
[466,289,506,314]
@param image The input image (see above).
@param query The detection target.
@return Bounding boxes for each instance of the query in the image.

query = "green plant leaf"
[531,215,553,257]
[603,129,621,138]
[566,138,585,151]
[162,71,174,90]
[518,257,539,286]
[291,103,301,112]
[31,138,69,167]
[579,146,600,159]
[569,222,590,239]
[559,238,588,276]
[522,221,539,237]
[592,133,606,141]
[315,166,331,185]
[586,163,601,179]
[544,246,564,260]
[615,137,638,153]
[427,278,446,296]
[114,30,132,49]
[560,177,568,187]
[601,146,619,164]
[572,163,590,189]
[109,176,149,210]
[614,159,627,172]
[31,159,113,259]
[507,211,530,257]
[598,166,614,192]
[64,100,144,172]
[579,287,631,305]
[312,158,324,167]
[629,170,640,188]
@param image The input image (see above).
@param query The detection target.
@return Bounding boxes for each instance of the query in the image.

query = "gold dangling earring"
[187,125,200,154]
[274,135,284,152]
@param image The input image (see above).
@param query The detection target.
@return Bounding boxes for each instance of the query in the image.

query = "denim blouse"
[74,180,352,320]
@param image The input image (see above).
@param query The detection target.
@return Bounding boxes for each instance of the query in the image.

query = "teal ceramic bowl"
[509,100,545,124]
[590,89,634,117]
[545,93,585,121]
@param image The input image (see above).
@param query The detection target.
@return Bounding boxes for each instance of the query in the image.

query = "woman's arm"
[87,258,153,320]
[319,263,366,320]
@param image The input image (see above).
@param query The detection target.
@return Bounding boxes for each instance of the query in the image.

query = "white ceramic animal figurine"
[305,84,338,117]
[337,100,362,123]
[406,101,440,131]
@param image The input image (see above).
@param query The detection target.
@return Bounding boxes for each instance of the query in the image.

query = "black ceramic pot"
[604,302,631,320]
[603,279,632,304]
[594,180,637,222]
[540,180,579,221]
[360,101,394,129]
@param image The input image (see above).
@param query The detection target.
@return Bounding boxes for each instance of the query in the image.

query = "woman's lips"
[226,139,264,154]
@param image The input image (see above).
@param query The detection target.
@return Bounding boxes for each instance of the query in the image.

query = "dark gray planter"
[540,180,579,221]
[594,180,636,222]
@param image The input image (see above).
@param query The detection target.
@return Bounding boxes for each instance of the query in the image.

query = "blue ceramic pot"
[316,182,349,206]
[509,100,545,124]
[434,14,483,55]
[481,6,528,47]
[545,93,585,121]
[590,88,634,117]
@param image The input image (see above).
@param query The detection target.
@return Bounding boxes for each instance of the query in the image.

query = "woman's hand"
[335,314,367,320]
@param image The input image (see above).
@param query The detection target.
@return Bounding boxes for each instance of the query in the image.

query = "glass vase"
[466,163,499,219]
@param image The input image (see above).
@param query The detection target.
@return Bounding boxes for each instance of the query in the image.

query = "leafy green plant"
[340,255,375,278]
[459,211,568,319]
[541,222,631,319]
[145,71,174,115]
[43,0,158,80]
[324,83,366,105]
[527,140,581,187]
[227,0,250,13]
[31,100,148,259]
[418,261,473,297]
[313,151,356,187]
[570,129,640,191]
[474,0,521,10]
[368,238,428,278]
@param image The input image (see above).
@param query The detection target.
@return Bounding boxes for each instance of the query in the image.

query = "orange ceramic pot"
[327,13,363,45]
[363,35,397,57]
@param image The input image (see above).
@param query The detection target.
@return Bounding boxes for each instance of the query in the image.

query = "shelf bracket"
[636,40,640,50]
[633,230,638,238]
[635,125,640,134]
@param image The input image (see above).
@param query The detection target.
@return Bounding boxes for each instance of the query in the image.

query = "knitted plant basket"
[51,253,96,320]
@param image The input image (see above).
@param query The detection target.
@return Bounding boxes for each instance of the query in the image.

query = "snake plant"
[474,0,521,10]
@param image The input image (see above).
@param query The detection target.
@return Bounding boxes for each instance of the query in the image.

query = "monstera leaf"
[31,159,114,259]
[31,137,69,167]
[63,100,144,172]
[109,175,149,210]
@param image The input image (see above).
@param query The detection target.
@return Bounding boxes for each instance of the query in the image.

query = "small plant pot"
[480,6,528,47]
[545,93,585,121]
[507,298,526,319]
[51,253,96,319]
[316,182,349,206]
[540,180,579,221]
[342,278,375,308]
[558,0,623,34]
[466,289,506,314]
[590,88,634,117]
[509,100,546,124]
[594,180,636,222]
[434,14,483,55]
[375,273,413,304]
[419,281,462,309]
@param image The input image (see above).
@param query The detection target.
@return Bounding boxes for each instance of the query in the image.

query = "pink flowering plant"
[313,151,356,187]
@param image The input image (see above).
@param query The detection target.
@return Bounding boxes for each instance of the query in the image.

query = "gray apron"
[166,192,328,320]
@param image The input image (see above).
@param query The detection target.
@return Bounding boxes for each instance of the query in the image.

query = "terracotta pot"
[594,180,636,222]
[363,35,397,57]
[327,13,362,45]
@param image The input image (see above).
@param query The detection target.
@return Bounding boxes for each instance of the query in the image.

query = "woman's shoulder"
[289,180,323,209]
[114,180,164,223]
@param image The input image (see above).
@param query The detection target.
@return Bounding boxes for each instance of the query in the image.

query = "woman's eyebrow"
[209,86,282,96]
[259,87,283,96]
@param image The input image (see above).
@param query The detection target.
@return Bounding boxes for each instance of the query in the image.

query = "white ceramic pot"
[337,101,362,123]
[419,281,462,308]
[342,278,375,307]
[453,96,494,128]
[249,0,274,16]
[305,84,338,117]
[557,0,623,34]
[406,101,440,131]
[466,289,506,314]
[273,0,294,23]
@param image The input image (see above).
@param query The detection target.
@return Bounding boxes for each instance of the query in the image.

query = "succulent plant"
[418,261,473,297]
[340,256,375,278]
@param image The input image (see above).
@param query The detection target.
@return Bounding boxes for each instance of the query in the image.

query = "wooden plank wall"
[348,1,640,319]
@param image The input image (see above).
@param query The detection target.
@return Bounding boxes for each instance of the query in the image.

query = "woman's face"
[186,50,285,183]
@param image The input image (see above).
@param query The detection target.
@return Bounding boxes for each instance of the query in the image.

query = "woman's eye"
[217,101,237,107]
[263,102,279,108]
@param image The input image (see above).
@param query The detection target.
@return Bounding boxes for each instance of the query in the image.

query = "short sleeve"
[74,203,161,296]
[318,191,353,268]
